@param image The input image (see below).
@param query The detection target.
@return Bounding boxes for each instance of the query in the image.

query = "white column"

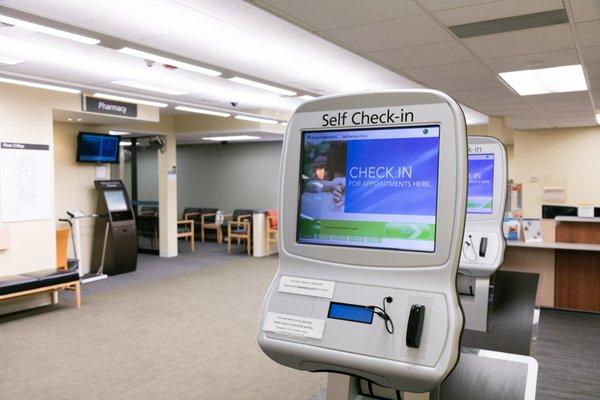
[158,132,178,257]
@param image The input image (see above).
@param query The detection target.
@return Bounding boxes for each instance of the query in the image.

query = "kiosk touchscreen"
[258,90,468,393]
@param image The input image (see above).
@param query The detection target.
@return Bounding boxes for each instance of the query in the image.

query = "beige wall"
[512,126,600,218]
[53,122,108,273]
[0,84,79,276]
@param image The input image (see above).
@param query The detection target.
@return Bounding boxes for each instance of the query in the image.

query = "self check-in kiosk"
[458,137,507,332]
[91,180,137,276]
[258,90,468,395]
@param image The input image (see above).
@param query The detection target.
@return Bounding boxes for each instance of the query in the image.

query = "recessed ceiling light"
[499,64,587,96]
[109,130,130,136]
[117,47,221,77]
[596,113,600,125]
[119,141,132,147]
[229,77,297,96]
[0,55,24,65]
[67,118,72,121]
[111,80,187,95]
[299,95,316,101]
[279,122,287,126]
[76,118,82,122]
[234,115,279,125]
[93,93,168,108]
[203,135,260,141]
[175,106,230,117]
[0,14,100,45]
[0,77,80,93]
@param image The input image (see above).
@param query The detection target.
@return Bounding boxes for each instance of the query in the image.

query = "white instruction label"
[279,276,335,299]
[263,312,325,339]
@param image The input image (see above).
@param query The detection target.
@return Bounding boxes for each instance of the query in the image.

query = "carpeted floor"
[1,241,599,400]
[0,242,325,400]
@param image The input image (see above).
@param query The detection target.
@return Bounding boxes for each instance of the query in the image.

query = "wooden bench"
[0,266,81,309]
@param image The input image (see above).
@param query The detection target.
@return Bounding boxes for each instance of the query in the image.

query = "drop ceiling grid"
[254,0,600,129]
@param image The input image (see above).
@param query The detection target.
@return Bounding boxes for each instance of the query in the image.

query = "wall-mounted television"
[76,132,120,164]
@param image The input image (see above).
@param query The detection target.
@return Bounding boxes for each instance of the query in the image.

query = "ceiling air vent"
[449,8,568,38]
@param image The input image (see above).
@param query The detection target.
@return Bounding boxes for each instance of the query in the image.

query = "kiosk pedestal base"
[462,271,539,356]
[327,348,537,400]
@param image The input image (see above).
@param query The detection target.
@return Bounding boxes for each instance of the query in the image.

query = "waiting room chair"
[227,209,255,255]
[200,209,223,243]
[137,215,159,249]
[265,209,279,255]
[177,219,195,252]
[183,207,218,241]
[139,206,158,216]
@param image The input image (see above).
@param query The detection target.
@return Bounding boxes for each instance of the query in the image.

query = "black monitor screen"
[77,132,120,163]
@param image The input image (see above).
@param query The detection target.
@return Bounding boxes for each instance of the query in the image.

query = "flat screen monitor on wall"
[296,125,440,253]
[76,132,120,164]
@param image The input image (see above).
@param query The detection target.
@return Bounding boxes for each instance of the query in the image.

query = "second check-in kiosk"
[91,180,138,276]
[458,136,507,331]
[258,90,468,396]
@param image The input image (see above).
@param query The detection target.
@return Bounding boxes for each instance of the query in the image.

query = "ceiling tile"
[463,24,574,59]
[233,14,309,40]
[417,0,492,12]
[428,74,503,91]
[589,77,600,91]
[175,0,270,22]
[586,63,600,78]
[434,0,564,26]
[508,119,554,129]
[0,0,112,23]
[576,20,600,47]
[251,0,422,31]
[570,0,600,23]
[403,61,490,81]
[324,14,452,53]
[592,89,600,108]
[370,40,475,69]
[525,91,592,105]
[451,86,517,101]
[483,48,579,73]
[82,15,173,41]
[581,46,600,65]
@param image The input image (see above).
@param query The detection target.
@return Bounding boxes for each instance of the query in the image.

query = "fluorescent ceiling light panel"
[109,130,130,136]
[117,47,221,77]
[299,95,316,101]
[0,14,100,45]
[111,80,187,95]
[119,141,132,146]
[0,77,80,93]
[175,106,230,117]
[229,77,297,96]
[203,135,260,141]
[234,115,279,125]
[280,122,287,126]
[596,113,600,124]
[0,55,24,65]
[499,65,587,96]
[93,93,168,108]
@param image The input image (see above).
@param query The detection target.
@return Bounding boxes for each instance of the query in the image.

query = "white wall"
[177,141,282,214]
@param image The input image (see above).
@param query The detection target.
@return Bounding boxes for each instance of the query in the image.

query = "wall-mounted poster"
[0,142,52,222]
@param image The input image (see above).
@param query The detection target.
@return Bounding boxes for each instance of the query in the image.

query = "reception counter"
[501,217,600,312]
